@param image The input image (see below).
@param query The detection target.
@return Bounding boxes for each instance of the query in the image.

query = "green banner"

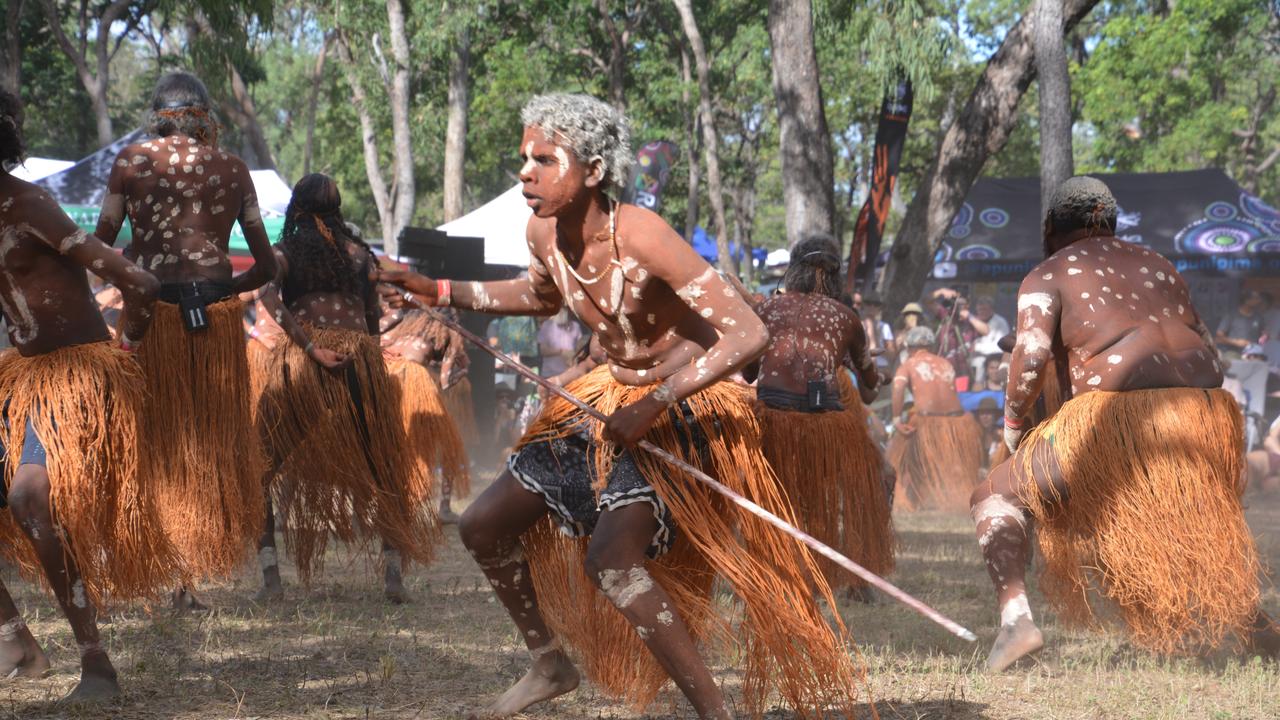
[62,204,284,254]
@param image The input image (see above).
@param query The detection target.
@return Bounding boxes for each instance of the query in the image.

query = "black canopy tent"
[918,169,1280,325]
[931,169,1280,282]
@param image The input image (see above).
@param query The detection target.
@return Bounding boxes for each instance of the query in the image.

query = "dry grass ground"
[2,477,1278,719]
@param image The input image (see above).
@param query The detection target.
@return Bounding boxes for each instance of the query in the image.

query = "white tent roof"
[437,184,532,267]
[249,170,292,217]
[765,248,791,267]
[9,158,75,183]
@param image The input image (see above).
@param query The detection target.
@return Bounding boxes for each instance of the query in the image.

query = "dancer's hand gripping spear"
[380,278,977,643]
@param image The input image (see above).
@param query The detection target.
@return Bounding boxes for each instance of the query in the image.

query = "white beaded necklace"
[556,200,620,286]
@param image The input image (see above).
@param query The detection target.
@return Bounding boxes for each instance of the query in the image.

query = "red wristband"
[1004,415,1026,429]
[436,279,452,307]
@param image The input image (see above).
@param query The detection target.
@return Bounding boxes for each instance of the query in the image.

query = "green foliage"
[1075,0,1279,202]
[13,0,1278,259]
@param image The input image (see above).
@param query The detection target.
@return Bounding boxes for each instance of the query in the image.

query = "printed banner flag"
[622,141,679,212]
[848,79,913,291]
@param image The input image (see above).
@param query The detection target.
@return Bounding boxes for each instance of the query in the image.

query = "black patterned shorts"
[508,401,711,558]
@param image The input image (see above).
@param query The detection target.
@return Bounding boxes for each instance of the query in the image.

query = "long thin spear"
[414,302,977,643]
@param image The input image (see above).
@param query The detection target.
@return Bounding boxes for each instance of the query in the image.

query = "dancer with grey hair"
[887,324,983,511]
[969,175,1280,672]
[377,93,863,719]
[96,71,278,608]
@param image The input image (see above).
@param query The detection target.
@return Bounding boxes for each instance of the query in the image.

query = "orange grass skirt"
[133,297,264,580]
[517,366,865,718]
[1016,388,1260,652]
[887,412,983,512]
[0,343,181,605]
[256,326,440,583]
[756,397,894,591]
[387,359,470,500]
[434,373,477,446]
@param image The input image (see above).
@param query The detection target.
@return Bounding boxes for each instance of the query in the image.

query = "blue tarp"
[690,226,767,265]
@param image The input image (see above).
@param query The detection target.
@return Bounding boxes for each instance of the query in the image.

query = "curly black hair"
[783,233,844,299]
[0,89,25,169]
[278,173,374,305]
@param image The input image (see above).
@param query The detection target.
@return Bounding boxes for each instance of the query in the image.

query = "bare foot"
[1245,610,1280,659]
[254,563,285,603]
[986,616,1044,672]
[60,651,119,704]
[0,624,50,679]
[171,587,209,612]
[254,583,284,604]
[471,650,580,718]
[384,566,411,604]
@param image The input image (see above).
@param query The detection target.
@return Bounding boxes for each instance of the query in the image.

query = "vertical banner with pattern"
[848,79,914,291]
[622,141,679,212]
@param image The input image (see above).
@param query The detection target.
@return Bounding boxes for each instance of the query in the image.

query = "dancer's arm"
[844,308,880,399]
[891,364,910,425]
[1004,274,1061,451]
[604,228,769,445]
[95,151,130,247]
[230,161,278,294]
[377,227,564,316]
[31,189,159,344]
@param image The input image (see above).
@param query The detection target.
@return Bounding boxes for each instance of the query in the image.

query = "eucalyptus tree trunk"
[767,0,835,247]
[673,0,733,274]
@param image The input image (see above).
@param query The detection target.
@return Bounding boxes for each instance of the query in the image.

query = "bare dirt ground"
[3,476,1278,719]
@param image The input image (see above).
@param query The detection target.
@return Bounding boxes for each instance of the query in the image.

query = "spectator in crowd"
[968,296,1010,382]
[931,288,976,386]
[1216,290,1265,359]
[537,307,583,377]
[896,302,926,365]
[861,292,895,370]
[973,396,1003,472]
[980,354,1006,392]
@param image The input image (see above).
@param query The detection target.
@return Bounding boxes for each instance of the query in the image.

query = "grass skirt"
[256,327,440,583]
[756,401,894,591]
[134,298,264,580]
[0,343,180,605]
[518,366,864,717]
[387,359,470,500]
[435,373,477,445]
[887,413,982,512]
[246,334,281,425]
[1016,388,1259,652]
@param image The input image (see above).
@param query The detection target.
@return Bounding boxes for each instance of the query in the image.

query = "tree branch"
[1257,145,1280,176]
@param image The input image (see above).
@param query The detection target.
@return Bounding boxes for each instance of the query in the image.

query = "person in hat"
[886,325,983,511]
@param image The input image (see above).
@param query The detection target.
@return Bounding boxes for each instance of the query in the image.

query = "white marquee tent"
[9,157,74,183]
[437,184,532,267]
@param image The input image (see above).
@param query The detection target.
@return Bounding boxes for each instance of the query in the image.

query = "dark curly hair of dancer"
[783,233,844,299]
[0,89,25,168]
[146,72,220,144]
[278,173,374,305]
